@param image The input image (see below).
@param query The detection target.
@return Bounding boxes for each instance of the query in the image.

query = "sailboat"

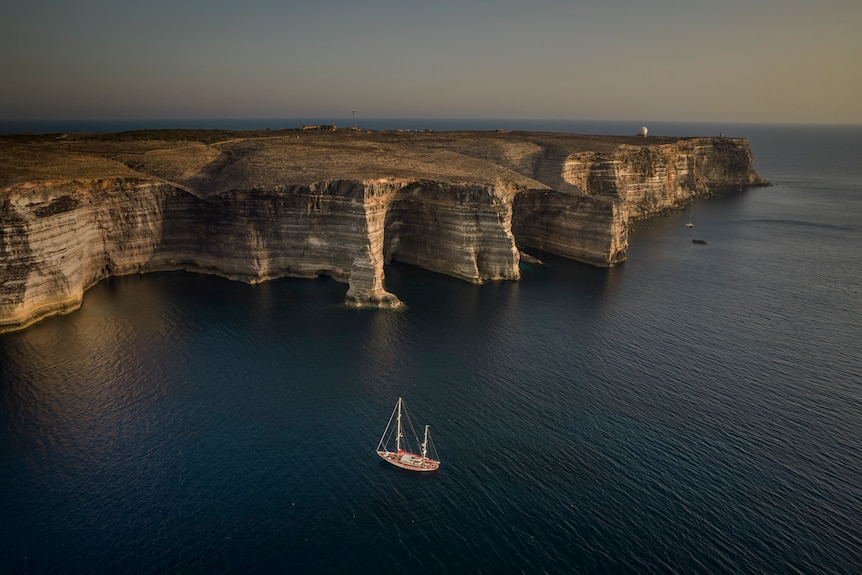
[376,398,440,472]
[686,203,694,228]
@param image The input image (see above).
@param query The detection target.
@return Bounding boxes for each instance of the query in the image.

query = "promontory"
[0,128,766,333]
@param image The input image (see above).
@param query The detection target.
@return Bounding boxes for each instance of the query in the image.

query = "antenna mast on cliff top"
[353,109,357,130]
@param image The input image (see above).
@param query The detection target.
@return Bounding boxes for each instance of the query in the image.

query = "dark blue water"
[1,122,860,574]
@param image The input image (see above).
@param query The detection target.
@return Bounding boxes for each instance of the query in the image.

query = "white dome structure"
[639,126,648,137]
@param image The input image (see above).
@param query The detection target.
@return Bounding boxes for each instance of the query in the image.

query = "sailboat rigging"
[376,398,440,472]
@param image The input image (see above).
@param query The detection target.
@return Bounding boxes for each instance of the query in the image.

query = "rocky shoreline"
[0,129,767,333]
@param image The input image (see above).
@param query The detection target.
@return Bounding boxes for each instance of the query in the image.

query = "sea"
[1,119,860,574]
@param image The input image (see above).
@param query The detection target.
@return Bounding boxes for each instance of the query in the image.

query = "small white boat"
[376,398,440,472]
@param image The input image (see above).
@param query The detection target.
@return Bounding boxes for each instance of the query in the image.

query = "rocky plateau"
[0,128,766,333]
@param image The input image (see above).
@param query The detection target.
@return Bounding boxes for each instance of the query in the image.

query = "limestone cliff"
[0,130,765,332]
[561,137,763,220]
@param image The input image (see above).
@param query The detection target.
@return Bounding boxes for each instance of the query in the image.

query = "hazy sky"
[2,0,860,123]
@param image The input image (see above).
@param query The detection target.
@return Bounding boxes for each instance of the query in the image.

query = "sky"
[2,0,860,124]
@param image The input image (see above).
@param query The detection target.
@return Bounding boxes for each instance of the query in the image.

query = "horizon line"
[2,116,860,129]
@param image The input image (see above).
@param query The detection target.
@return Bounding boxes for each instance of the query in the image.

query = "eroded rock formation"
[0,129,765,332]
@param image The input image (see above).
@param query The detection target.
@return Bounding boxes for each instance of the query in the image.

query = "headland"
[0,128,766,332]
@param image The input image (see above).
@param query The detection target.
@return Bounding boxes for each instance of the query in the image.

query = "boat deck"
[377,449,440,472]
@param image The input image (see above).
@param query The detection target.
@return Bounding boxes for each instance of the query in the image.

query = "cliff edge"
[0,129,766,332]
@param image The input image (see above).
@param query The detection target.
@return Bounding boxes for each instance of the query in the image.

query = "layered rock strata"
[0,130,765,332]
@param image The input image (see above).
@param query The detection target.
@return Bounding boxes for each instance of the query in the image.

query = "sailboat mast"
[421,425,429,461]
[396,397,402,453]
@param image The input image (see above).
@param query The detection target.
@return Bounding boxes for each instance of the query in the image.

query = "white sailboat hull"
[376,449,440,472]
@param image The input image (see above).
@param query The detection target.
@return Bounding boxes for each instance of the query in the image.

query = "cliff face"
[384,180,522,283]
[562,137,764,220]
[1,179,174,331]
[512,192,627,266]
[0,177,407,331]
[0,130,765,332]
